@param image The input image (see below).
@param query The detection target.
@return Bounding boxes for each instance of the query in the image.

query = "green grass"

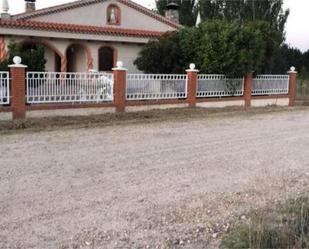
[220,197,309,249]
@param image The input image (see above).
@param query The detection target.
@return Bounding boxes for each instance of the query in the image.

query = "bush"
[220,197,309,249]
[0,42,46,71]
[198,20,266,76]
[134,20,267,76]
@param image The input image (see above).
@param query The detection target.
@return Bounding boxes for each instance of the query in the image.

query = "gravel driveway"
[0,108,308,249]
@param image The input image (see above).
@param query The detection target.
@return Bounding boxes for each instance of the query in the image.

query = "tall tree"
[199,0,289,26]
[199,0,289,73]
[156,0,198,27]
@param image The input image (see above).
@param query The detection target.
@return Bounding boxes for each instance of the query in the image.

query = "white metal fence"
[0,72,9,105]
[26,72,114,104]
[126,74,187,100]
[252,75,289,95]
[197,75,244,97]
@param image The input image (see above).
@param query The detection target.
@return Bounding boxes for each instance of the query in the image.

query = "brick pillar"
[288,67,298,106]
[244,72,253,107]
[113,61,127,112]
[186,63,199,107]
[9,57,27,120]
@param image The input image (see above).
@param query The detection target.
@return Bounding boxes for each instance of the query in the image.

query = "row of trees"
[156,0,289,28]
[135,0,297,76]
[272,45,309,77]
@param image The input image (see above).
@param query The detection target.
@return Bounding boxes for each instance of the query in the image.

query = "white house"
[0,0,181,73]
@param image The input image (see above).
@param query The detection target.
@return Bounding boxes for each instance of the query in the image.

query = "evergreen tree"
[272,44,303,74]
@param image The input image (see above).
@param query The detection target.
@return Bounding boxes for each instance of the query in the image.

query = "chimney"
[165,1,179,24]
[0,0,10,19]
[25,0,36,13]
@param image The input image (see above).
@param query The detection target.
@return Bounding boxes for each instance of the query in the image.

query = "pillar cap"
[112,61,127,71]
[288,66,297,74]
[186,63,199,72]
[8,56,27,68]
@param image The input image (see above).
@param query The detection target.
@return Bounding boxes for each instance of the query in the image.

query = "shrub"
[0,42,46,71]
[134,20,267,76]
[220,197,309,249]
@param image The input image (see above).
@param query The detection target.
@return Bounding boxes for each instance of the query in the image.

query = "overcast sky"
[6,0,309,52]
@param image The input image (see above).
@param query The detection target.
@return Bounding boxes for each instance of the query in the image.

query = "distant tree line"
[272,45,309,78]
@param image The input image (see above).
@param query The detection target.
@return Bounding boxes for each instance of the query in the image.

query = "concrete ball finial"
[13,56,22,65]
[290,66,296,72]
[189,63,196,70]
[116,61,123,69]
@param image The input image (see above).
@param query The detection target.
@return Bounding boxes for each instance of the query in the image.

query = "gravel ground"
[0,108,308,249]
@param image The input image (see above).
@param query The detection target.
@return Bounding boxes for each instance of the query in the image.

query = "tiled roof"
[13,0,182,30]
[0,19,165,38]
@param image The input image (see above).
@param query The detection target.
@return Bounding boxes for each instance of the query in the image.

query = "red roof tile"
[0,19,166,38]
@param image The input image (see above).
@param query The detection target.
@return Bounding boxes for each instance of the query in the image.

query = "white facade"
[0,0,180,73]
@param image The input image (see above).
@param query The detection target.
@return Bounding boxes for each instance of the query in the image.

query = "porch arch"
[66,43,93,72]
[20,39,66,72]
[98,46,117,72]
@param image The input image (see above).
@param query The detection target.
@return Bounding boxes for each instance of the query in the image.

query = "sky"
[5,0,309,52]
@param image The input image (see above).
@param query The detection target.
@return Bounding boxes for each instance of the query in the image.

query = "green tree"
[199,0,289,26]
[199,0,289,73]
[134,20,267,76]
[198,20,266,76]
[156,0,198,26]
[0,42,46,71]
[272,44,303,74]
[134,32,184,73]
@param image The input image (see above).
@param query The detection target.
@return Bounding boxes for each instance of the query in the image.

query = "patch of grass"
[220,197,309,249]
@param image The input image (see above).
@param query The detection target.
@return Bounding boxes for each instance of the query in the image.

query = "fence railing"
[26,72,114,104]
[0,72,9,105]
[196,75,244,98]
[252,75,289,95]
[126,74,187,100]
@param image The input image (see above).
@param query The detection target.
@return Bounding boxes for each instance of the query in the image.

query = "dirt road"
[0,108,308,249]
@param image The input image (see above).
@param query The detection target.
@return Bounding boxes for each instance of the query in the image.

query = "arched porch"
[98,46,117,72]
[20,40,65,72]
[66,43,93,72]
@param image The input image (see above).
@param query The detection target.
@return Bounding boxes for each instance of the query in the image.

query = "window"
[99,47,114,72]
[107,4,121,25]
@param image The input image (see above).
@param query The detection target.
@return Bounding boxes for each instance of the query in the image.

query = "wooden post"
[9,56,27,119]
